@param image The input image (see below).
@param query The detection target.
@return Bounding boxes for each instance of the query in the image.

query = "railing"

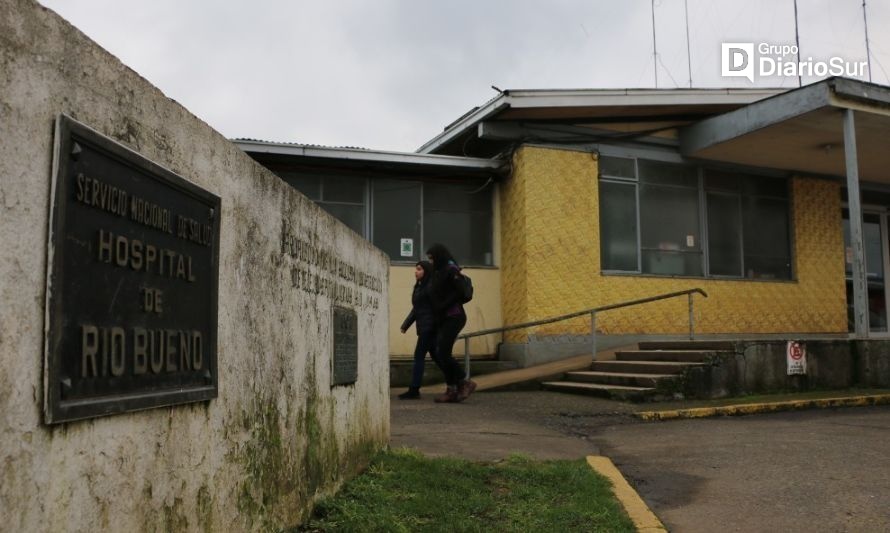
[456,288,708,379]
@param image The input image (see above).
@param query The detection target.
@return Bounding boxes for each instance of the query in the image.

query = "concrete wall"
[686,340,890,399]
[0,1,389,530]
[499,145,847,345]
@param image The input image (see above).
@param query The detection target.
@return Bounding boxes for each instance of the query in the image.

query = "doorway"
[842,209,889,334]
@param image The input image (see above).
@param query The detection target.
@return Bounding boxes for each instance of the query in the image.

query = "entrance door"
[843,210,889,334]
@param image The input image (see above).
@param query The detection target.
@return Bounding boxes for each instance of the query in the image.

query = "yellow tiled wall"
[500,145,847,341]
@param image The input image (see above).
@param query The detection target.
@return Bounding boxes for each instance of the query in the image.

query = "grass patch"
[298,448,634,533]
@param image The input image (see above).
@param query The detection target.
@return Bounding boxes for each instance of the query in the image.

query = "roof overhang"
[680,77,890,183]
[418,88,785,155]
[234,139,505,178]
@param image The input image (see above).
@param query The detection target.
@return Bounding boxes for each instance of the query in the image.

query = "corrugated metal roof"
[233,138,372,152]
[233,139,505,171]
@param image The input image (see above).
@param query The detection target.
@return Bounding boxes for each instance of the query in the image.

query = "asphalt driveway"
[590,407,890,533]
[391,389,890,532]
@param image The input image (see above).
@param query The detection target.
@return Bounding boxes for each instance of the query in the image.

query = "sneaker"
[434,387,459,403]
[456,379,477,401]
[398,388,420,400]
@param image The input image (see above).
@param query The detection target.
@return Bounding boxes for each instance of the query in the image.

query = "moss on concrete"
[234,356,384,529]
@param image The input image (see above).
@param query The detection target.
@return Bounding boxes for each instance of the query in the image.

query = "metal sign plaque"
[44,115,221,424]
[332,307,358,386]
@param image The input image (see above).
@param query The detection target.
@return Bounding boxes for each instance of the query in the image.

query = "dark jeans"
[433,314,467,386]
[410,330,437,388]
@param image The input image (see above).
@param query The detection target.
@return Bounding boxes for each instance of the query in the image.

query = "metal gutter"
[234,139,504,171]
[502,87,785,108]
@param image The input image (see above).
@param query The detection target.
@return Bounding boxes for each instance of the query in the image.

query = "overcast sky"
[38,0,890,152]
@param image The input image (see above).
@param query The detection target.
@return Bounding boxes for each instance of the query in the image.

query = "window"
[276,171,367,236]
[273,169,495,266]
[705,170,791,279]
[599,156,792,279]
[372,179,422,261]
[639,160,702,276]
[599,181,638,271]
[374,179,493,266]
[423,181,493,266]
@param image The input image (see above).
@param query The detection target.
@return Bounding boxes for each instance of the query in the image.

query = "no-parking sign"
[786,341,807,375]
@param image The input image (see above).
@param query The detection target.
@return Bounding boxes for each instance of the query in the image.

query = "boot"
[434,386,459,403]
[456,379,477,402]
[398,387,420,400]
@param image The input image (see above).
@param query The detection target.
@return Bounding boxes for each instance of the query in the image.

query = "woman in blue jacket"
[397,260,436,399]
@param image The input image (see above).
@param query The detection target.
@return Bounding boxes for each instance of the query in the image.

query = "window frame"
[376,178,495,268]
[598,151,795,282]
[316,177,370,238]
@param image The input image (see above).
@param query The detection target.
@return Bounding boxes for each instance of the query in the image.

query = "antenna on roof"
[684,0,692,88]
[863,0,873,83]
[793,0,802,87]
[491,85,504,94]
[651,0,658,88]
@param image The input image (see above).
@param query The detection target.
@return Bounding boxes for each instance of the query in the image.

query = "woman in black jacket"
[397,260,436,399]
[425,243,477,403]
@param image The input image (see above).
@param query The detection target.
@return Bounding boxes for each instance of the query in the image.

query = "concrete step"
[590,360,706,375]
[541,381,655,401]
[565,371,678,388]
[615,350,718,363]
[637,340,736,351]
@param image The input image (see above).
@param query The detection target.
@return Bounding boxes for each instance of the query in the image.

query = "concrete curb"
[586,456,667,533]
[636,393,890,421]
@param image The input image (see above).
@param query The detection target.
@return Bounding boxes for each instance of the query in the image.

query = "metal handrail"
[457,288,708,379]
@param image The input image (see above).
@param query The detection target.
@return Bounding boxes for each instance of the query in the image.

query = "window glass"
[275,171,321,200]
[704,169,741,193]
[322,175,366,203]
[598,160,792,280]
[707,193,743,276]
[599,156,635,179]
[321,203,365,237]
[641,250,703,277]
[599,181,638,271]
[638,159,698,188]
[372,180,421,261]
[843,213,883,279]
[423,181,493,266]
[639,184,701,252]
[424,181,491,212]
[741,175,788,198]
[742,196,791,279]
[865,217,884,280]
[424,210,493,266]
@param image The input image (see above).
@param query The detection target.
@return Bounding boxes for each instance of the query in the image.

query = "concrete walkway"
[389,387,635,460]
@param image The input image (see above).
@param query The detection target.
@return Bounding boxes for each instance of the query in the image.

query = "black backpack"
[456,272,474,304]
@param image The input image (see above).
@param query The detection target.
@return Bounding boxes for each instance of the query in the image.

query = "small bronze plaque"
[332,307,358,386]
[44,115,221,423]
